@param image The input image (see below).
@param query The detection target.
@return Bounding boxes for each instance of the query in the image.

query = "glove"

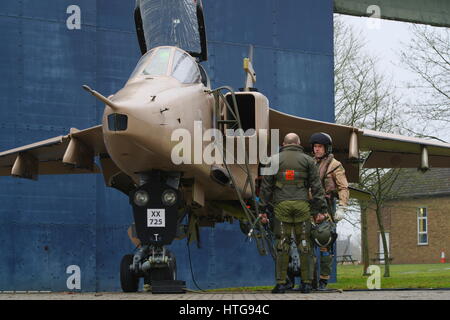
[334,204,347,222]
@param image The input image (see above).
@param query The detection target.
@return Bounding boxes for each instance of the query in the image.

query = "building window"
[378,232,390,264]
[417,207,428,245]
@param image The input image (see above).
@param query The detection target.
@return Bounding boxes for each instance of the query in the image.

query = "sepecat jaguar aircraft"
[1,0,450,292]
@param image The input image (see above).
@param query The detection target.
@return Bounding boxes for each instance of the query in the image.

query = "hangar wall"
[0,0,334,291]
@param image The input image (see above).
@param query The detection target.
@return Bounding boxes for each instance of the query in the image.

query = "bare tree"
[334,15,402,277]
[400,25,450,125]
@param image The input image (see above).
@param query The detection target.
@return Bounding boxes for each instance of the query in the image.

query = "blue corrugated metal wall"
[0,0,334,291]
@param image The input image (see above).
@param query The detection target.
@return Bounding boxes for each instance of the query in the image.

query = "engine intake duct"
[210,165,230,185]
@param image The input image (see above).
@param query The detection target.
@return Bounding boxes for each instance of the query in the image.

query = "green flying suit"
[259,144,328,285]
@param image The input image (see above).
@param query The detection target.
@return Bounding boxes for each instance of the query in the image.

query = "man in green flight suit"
[259,133,328,294]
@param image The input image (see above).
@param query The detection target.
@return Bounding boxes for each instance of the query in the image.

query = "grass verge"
[207,263,450,292]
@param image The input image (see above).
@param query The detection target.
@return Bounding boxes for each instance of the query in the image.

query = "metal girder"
[334,0,450,27]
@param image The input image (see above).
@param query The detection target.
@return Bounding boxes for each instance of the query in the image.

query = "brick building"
[367,168,450,264]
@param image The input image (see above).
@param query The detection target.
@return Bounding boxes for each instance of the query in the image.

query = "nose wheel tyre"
[120,254,139,292]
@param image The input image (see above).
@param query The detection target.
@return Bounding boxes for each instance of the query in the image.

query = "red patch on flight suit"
[285,170,295,180]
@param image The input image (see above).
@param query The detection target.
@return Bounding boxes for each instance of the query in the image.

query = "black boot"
[285,274,294,290]
[272,283,286,294]
[300,282,312,294]
[311,278,318,290]
[318,279,328,291]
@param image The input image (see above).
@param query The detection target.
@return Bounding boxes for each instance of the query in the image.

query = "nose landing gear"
[119,171,185,293]
[120,245,180,293]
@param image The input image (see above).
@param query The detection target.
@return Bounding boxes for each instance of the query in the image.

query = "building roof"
[387,168,450,199]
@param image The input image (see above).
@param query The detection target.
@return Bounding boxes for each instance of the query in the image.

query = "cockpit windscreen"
[129,47,201,84]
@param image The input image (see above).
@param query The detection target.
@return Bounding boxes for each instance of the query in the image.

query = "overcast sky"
[338,14,450,141]
[338,14,415,88]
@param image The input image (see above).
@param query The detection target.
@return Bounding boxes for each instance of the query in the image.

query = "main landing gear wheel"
[120,254,139,292]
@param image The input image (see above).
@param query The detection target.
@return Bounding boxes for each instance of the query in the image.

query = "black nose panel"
[108,113,128,131]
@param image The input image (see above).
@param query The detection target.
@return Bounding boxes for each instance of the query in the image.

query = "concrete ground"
[1,289,449,300]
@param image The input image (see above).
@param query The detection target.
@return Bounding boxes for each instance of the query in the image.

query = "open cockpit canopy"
[135,0,207,62]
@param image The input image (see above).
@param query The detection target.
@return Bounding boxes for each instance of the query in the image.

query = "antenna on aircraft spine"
[243,45,257,92]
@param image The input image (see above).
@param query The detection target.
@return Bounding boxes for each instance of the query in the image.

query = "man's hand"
[314,213,328,224]
[334,204,347,222]
[259,213,269,224]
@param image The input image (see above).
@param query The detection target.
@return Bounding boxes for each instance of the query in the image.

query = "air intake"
[210,165,231,185]
[108,113,128,131]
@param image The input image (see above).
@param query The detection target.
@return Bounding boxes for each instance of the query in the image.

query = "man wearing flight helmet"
[309,132,349,291]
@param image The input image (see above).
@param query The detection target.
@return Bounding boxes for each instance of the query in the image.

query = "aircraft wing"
[0,125,107,180]
[358,129,450,168]
[269,109,450,182]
